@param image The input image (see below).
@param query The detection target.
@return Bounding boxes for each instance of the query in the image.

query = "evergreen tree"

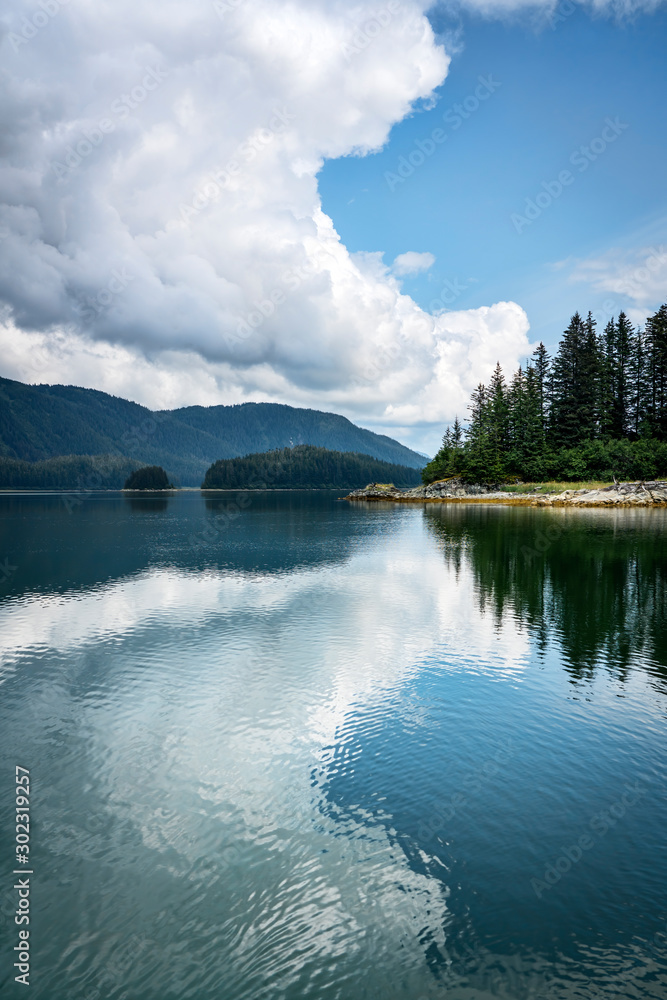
[507,365,527,467]
[612,312,634,438]
[451,416,463,449]
[465,383,492,481]
[523,365,548,476]
[487,363,509,479]
[549,312,588,447]
[645,304,667,439]
[628,324,647,439]
[531,342,550,436]
[598,319,617,440]
[580,312,600,440]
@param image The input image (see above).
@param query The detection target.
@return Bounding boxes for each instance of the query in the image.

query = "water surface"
[0,492,666,999]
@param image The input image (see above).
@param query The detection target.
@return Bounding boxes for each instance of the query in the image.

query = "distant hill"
[0,376,424,485]
[202,445,421,490]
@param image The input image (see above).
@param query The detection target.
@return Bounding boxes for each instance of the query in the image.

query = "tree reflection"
[424,504,667,684]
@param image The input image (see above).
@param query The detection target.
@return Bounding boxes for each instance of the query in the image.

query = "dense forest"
[202,445,421,489]
[424,303,667,483]
[0,454,138,491]
[0,377,423,485]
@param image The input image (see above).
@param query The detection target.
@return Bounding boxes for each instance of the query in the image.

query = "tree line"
[202,444,421,489]
[423,303,667,483]
[0,454,139,490]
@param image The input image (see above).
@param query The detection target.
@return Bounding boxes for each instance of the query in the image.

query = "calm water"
[0,491,666,1000]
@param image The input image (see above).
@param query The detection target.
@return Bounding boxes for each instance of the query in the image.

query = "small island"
[123,466,174,490]
[201,445,421,490]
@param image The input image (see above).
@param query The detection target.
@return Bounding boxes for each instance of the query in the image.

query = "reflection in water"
[0,495,666,999]
[424,503,667,684]
[0,490,364,597]
[124,493,171,512]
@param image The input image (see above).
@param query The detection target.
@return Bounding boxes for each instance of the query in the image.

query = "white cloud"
[0,0,533,453]
[392,251,436,276]
[443,0,666,19]
[566,243,667,326]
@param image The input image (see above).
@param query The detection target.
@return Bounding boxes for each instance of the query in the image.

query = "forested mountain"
[425,303,667,483]
[0,377,423,485]
[202,445,421,489]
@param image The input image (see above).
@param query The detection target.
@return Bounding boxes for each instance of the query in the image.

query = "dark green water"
[0,491,666,999]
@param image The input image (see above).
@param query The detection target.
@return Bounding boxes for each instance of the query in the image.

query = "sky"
[0,0,665,456]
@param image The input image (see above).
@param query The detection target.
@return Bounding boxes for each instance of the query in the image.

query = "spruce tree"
[628,324,647,439]
[549,312,587,447]
[487,363,509,480]
[645,304,667,439]
[598,319,617,440]
[465,383,492,481]
[531,342,550,436]
[579,312,600,439]
[612,312,634,438]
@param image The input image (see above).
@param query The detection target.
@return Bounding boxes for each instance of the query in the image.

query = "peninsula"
[345,479,667,507]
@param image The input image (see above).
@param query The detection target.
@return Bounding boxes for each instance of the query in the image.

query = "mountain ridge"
[0,376,424,484]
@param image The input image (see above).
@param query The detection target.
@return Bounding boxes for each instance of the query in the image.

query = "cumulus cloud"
[0,0,533,452]
[392,251,436,276]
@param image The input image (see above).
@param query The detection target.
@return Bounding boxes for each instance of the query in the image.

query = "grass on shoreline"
[501,480,618,494]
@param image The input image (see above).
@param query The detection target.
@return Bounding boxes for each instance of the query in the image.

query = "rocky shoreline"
[345,478,667,507]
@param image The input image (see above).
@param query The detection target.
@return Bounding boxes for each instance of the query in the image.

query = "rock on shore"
[344,479,667,507]
[530,481,667,506]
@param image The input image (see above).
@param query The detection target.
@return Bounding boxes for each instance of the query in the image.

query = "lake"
[0,491,666,1000]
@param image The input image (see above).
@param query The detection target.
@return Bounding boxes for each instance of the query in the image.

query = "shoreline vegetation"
[348,303,667,507]
[345,478,667,507]
[422,304,667,486]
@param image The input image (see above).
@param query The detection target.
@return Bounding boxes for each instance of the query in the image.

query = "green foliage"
[0,454,139,490]
[424,303,667,484]
[0,377,424,486]
[124,466,171,489]
[202,445,421,489]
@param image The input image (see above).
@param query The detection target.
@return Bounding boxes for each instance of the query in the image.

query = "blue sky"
[319,4,667,358]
